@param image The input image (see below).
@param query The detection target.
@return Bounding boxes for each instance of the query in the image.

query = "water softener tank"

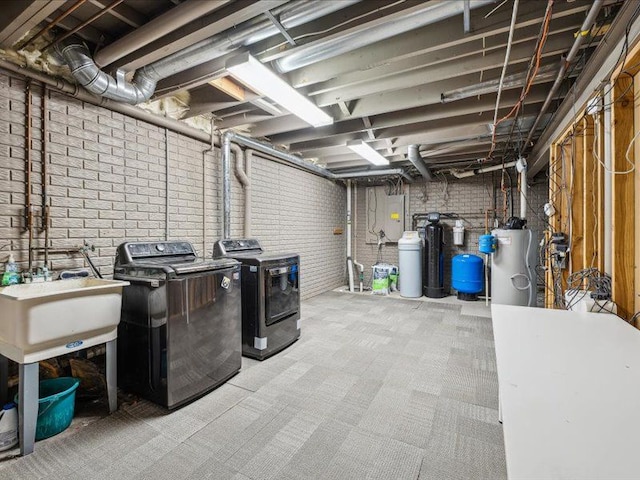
[452,254,483,301]
[398,231,422,298]
[424,213,445,298]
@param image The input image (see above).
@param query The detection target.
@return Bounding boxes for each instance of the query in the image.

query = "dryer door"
[264,264,299,326]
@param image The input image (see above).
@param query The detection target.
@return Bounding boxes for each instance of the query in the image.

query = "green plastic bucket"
[15,377,80,440]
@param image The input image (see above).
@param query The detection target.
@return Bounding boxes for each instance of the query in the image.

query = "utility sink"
[0,278,129,363]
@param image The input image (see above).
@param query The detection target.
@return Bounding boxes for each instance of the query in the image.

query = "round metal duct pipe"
[273,0,495,73]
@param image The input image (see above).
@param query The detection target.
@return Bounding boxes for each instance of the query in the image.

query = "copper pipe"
[44,0,125,51]
[41,84,50,266]
[30,247,84,254]
[18,0,87,49]
[25,79,34,272]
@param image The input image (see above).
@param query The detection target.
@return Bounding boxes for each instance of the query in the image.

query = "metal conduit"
[273,0,495,73]
[524,0,604,147]
[333,169,407,179]
[53,0,358,104]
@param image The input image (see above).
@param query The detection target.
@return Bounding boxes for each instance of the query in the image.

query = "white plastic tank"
[398,231,422,298]
[453,220,465,246]
[491,228,537,307]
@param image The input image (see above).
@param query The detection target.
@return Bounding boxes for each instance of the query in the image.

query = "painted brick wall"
[0,72,346,299]
[353,174,548,289]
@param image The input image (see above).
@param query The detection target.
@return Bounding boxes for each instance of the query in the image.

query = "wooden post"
[571,126,585,274]
[596,111,605,274]
[611,76,635,319]
[582,116,597,269]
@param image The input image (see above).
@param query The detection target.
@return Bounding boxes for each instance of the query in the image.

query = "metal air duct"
[53,0,358,104]
[272,0,495,73]
[407,144,434,181]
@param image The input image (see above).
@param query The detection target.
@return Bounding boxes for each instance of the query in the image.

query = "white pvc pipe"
[485,254,490,307]
[603,86,612,275]
[244,151,253,237]
[347,180,355,292]
[453,161,518,178]
[520,168,527,219]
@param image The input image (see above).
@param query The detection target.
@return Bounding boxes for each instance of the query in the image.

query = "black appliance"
[505,216,527,230]
[213,239,300,360]
[424,212,445,298]
[114,241,242,409]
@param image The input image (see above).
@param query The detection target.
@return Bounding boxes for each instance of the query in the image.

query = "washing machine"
[114,240,242,408]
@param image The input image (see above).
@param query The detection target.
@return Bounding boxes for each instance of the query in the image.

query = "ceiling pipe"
[272,0,495,73]
[231,143,253,238]
[93,0,231,67]
[52,0,358,104]
[333,169,407,179]
[221,131,336,238]
[441,64,558,103]
[523,0,604,148]
[0,60,211,143]
[451,160,518,179]
[527,0,640,177]
[407,144,434,181]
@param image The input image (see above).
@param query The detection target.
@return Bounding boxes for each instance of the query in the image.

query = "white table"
[492,304,640,480]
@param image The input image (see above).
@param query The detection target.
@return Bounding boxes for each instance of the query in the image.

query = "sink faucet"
[80,242,103,279]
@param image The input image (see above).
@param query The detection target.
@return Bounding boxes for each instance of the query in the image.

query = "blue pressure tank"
[479,234,497,254]
[452,254,483,301]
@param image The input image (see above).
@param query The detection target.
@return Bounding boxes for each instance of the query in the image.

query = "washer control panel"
[121,241,195,261]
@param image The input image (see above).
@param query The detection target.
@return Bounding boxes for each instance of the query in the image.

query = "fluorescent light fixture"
[347,140,389,166]
[226,52,333,127]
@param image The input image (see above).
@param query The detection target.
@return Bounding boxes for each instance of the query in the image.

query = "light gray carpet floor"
[0,291,506,480]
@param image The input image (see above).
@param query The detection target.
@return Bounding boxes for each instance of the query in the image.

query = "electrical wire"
[564,268,612,310]
[487,0,520,160]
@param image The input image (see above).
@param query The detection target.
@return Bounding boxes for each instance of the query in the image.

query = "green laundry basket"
[15,377,80,440]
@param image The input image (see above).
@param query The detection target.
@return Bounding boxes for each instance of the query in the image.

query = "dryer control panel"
[214,239,262,256]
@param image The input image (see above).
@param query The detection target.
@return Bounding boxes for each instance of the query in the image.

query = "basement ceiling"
[0,0,628,178]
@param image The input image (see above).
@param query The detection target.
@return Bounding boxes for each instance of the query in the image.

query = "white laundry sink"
[0,278,129,363]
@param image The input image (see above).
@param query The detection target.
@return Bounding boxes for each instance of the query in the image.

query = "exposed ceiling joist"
[209,76,245,101]
[253,83,552,141]
[304,14,584,96]
[88,0,146,28]
[281,0,591,89]
[0,0,65,47]
[111,0,287,72]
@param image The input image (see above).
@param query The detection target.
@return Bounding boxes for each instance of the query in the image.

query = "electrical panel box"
[365,187,405,243]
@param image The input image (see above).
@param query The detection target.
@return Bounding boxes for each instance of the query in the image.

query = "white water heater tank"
[491,229,537,307]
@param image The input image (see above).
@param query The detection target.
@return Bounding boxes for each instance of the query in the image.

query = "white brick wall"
[0,72,346,299]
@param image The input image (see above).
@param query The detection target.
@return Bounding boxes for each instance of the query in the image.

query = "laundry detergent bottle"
[1,254,20,286]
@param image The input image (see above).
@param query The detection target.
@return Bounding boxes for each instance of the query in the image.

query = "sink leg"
[106,339,117,413]
[0,355,8,405]
[19,363,38,456]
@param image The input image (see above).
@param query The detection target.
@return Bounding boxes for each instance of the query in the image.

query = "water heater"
[491,228,537,307]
